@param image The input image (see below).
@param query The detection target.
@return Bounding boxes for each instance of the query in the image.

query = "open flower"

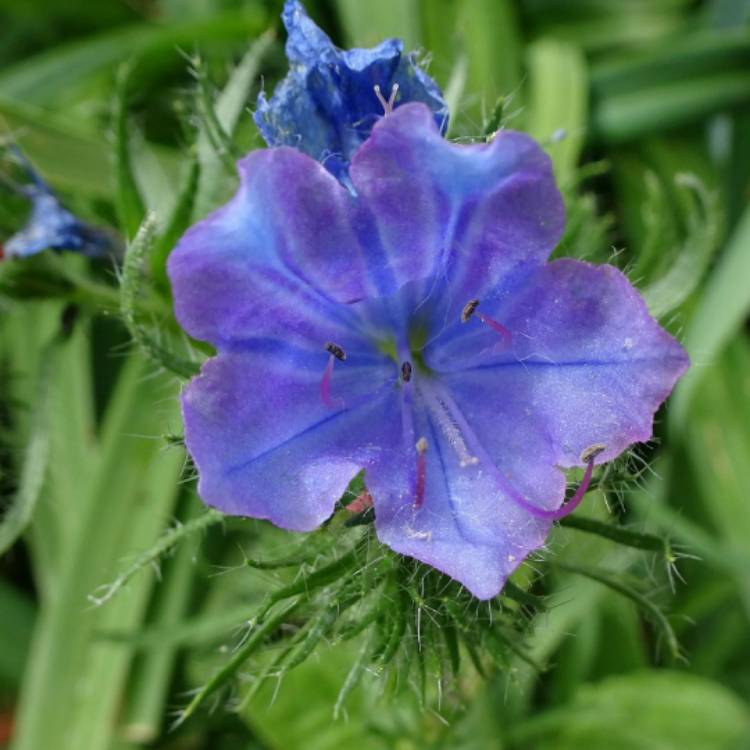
[1,147,113,260]
[169,104,688,599]
[254,0,448,182]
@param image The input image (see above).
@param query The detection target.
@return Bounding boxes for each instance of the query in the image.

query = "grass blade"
[0,338,58,555]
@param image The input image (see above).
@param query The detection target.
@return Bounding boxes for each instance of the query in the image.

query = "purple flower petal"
[428,259,690,468]
[370,394,552,600]
[350,105,565,312]
[169,147,378,349]
[182,345,400,530]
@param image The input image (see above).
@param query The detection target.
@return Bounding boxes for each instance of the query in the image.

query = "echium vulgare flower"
[1,146,113,260]
[169,103,689,599]
[254,0,448,182]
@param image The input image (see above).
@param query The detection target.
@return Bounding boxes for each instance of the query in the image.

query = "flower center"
[319,300,603,517]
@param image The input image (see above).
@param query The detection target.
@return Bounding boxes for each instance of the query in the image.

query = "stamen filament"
[418,386,478,468]
[476,311,511,349]
[319,353,342,409]
[321,341,347,408]
[461,299,511,349]
[421,380,603,520]
[414,437,428,508]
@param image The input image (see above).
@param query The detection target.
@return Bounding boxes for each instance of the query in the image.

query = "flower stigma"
[374,83,400,115]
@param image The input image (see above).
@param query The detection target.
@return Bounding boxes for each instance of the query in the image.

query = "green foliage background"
[1,1,750,749]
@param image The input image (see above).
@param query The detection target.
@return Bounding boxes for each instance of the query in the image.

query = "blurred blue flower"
[169,104,688,599]
[254,0,449,181]
[2,147,113,260]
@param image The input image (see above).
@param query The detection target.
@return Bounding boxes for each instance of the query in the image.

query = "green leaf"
[113,65,146,240]
[243,641,384,750]
[553,561,681,662]
[0,337,57,555]
[335,0,422,50]
[591,28,750,98]
[88,505,223,607]
[593,70,750,144]
[525,38,588,186]
[678,338,750,614]
[10,356,184,750]
[507,671,750,750]
[0,10,268,106]
[642,174,723,318]
[0,579,34,687]
[457,0,523,126]
[193,32,274,220]
[0,97,181,200]
[670,204,750,430]
[120,495,205,744]
[150,156,200,293]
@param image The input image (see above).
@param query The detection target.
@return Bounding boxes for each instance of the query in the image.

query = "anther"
[461,299,479,323]
[414,437,428,509]
[581,443,606,463]
[325,342,346,361]
[374,83,399,115]
[401,361,413,383]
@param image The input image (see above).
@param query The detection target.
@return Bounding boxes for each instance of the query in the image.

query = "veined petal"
[349,104,565,309]
[182,347,399,531]
[370,399,551,600]
[432,259,690,473]
[169,147,384,349]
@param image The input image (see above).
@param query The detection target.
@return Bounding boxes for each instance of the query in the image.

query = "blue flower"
[2,147,112,260]
[254,0,449,181]
[169,104,688,599]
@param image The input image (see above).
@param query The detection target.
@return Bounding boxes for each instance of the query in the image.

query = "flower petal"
[349,104,565,308]
[432,259,690,477]
[169,147,388,349]
[370,400,551,600]
[182,346,400,530]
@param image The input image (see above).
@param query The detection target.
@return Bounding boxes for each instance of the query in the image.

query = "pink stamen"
[414,437,428,509]
[320,354,335,406]
[494,447,603,520]
[421,379,604,522]
[461,299,511,350]
[319,354,344,409]
[476,311,512,350]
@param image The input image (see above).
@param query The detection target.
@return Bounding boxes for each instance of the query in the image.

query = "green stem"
[558,515,674,561]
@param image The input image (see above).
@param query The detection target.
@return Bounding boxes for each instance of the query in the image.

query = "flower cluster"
[169,5,688,599]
